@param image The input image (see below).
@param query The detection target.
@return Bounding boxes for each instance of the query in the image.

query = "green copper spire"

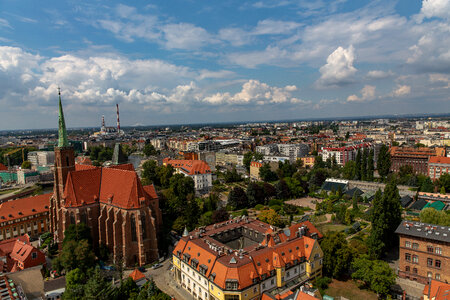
[57,87,69,148]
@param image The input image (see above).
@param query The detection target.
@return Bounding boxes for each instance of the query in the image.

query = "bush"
[254,204,265,211]
[316,276,331,292]
[270,205,282,212]
[268,199,283,207]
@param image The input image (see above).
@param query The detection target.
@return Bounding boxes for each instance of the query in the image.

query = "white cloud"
[0,18,12,29]
[203,80,298,105]
[366,70,393,79]
[218,28,252,47]
[253,19,301,35]
[429,73,450,88]
[420,0,450,20]
[316,46,357,88]
[392,84,411,97]
[162,23,214,50]
[347,85,375,102]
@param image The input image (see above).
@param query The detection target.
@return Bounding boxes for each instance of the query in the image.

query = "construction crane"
[3,148,25,169]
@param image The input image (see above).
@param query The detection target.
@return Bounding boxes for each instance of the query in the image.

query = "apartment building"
[390,147,437,175]
[428,156,450,180]
[163,158,213,193]
[173,218,323,300]
[395,221,449,284]
[320,143,371,166]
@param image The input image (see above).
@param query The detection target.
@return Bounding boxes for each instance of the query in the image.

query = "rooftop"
[0,193,51,223]
[395,220,450,243]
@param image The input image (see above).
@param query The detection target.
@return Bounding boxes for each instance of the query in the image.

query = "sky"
[0,0,449,130]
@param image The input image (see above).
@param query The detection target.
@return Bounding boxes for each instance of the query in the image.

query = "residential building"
[277,144,309,159]
[216,152,244,167]
[390,146,437,175]
[395,221,449,284]
[163,158,213,193]
[173,218,323,300]
[27,151,55,167]
[250,161,278,181]
[428,156,450,180]
[423,279,450,300]
[0,235,46,272]
[320,143,371,166]
[0,193,51,241]
[50,94,162,267]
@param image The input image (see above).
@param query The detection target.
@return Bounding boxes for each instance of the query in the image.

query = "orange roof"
[63,165,158,209]
[423,280,450,300]
[0,235,30,257]
[429,156,450,164]
[0,193,51,222]
[390,146,436,157]
[0,163,7,171]
[129,269,146,281]
[163,158,211,175]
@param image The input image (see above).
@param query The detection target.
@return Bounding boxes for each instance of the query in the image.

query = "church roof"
[63,164,157,209]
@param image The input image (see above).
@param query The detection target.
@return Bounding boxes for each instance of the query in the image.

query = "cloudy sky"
[0,0,449,129]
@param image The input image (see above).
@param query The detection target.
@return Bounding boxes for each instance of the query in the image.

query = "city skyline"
[0,0,449,130]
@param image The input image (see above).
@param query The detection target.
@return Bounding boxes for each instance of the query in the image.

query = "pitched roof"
[129,269,145,281]
[400,195,413,208]
[429,156,450,164]
[63,164,158,209]
[423,279,450,300]
[0,193,51,222]
[409,198,428,210]
[163,158,211,175]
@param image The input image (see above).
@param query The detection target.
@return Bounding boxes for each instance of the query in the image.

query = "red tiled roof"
[429,156,450,164]
[0,193,51,222]
[163,158,211,175]
[423,280,450,300]
[64,165,157,209]
[75,164,97,171]
[0,235,30,257]
[129,269,145,281]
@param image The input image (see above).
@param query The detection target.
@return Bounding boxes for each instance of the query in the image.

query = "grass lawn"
[324,279,378,300]
[316,223,350,234]
[310,214,327,224]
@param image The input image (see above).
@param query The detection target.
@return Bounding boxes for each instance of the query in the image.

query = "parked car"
[151,263,162,269]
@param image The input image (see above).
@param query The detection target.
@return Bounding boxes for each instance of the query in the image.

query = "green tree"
[258,209,284,227]
[377,144,391,178]
[355,149,362,180]
[352,193,359,211]
[367,181,402,259]
[74,240,96,272]
[367,149,374,181]
[117,277,139,300]
[351,255,396,297]
[259,163,278,182]
[440,186,446,194]
[275,179,290,199]
[212,208,229,224]
[320,232,353,278]
[420,177,434,193]
[143,144,158,157]
[345,131,350,140]
[228,187,248,210]
[246,182,265,207]
[277,161,297,179]
[170,174,195,201]
[342,161,357,180]
[63,268,86,300]
[361,148,368,181]
[420,207,450,226]
[84,268,111,300]
[141,160,159,186]
[439,173,450,193]
[21,160,32,169]
[284,177,304,198]
[262,182,276,200]
[224,167,242,183]
[63,223,93,246]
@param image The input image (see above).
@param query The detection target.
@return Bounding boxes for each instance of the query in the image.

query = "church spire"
[57,87,69,148]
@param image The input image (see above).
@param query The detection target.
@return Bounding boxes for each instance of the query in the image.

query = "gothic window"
[80,211,88,224]
[141,214,147,239]
[66,156,69,166]
[131,214,137,242]
[70,212,76,225]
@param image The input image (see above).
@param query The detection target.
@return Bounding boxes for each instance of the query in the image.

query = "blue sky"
[0,0,449,129]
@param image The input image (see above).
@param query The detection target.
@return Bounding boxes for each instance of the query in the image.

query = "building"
[428,156,450,180]
[216,152,244,167]
[390,147,437,175]
[50,92,162,267]
[163,158,213,193]
[299,157,315,168]
[320,143,371,166]
[423,279,450,300]
[277,144,309,159]
[0,193,51,241]
[17,169,40,185]
[172,218,323,300]
[395,221,449,284]
[27,151,55,167]
[250,161,278,181]
[418,192,450,206]
[0,235,46,272]
[0,275,25,299]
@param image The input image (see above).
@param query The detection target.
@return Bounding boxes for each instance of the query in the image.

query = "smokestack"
[101,115,105,128]
[116,103,120,133]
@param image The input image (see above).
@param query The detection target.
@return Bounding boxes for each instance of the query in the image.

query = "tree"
[170,174,195,201]
[367,149,374,181]
[275,179,290,199]
[361,148,368,181]
[21,160,32,169]
[440,186,446,195]
[377,144,391,178]
[228,187,248,210]
[224,167,242,183]
[439,173,450,193]
[352,193,359,211]
[345,131,350,140]
[63,223,92,246]
[284,177,304,198]
[63,268,86,300]
[243,152,264,171]
[277,161,297,179]
[355,149,362,180]
[84,268,111,300]
[142,160,159,186]
[143,144,157,157]
[117,277,139,300]
[258,209,284,227]
[419,177,434,193]
[308,168,328,190]
[74,240,96,272]
[212,208,229,223]
[263,183,276,200]
[259,163,278,182]
[246,182,265,207]
[420,207,450,226]
[342,161,357,180]
[351,255,396,297]
[320,232,353,279]
[367,181,402,259]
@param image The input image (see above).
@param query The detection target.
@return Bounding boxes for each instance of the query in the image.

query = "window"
[436,274,441,280]
[405,241,411,248]
[413,255,418,264]
[406,266,410,272]
[32,252,37,259]
[225,280,239,291]
[413,268,418,274]
[412,243,419,250]
[435,260,441,268]
[427,272,432,278]
[435,247,442,255]
[427,246,433,253]
[130,214,137,242]
[405,253,411,261]
[427,258,433,267]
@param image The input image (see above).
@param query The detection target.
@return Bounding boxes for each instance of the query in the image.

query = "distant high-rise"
[116,103,121,134]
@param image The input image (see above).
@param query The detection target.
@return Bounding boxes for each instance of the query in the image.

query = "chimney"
[116,103,120,134]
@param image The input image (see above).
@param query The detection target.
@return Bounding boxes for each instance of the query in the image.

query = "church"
[50,91,162,266]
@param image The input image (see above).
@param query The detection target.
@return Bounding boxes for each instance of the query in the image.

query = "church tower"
[50,88,75,242]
